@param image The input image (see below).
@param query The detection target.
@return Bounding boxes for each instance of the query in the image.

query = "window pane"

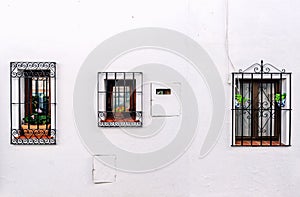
[112,86,130,112]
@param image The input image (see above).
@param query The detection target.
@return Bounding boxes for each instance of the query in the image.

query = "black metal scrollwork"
[239,60,285,74]
[11,62,56,78]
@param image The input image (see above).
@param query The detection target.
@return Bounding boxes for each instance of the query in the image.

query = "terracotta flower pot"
[21,124,50,130]
[21,124,51,139]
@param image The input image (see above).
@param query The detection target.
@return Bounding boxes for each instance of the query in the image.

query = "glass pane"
[31,78,50,115]
[235,82,252,137]
[112,86,130,112]
[135,92,142,111]
[98,72,106,92]
[22,77,51,127]
[134,72,142,92]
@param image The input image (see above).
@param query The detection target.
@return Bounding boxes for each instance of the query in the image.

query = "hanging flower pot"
[275,93,286,107]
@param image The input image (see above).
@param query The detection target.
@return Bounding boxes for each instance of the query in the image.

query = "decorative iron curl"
[259,111,270,118]
[98,111,107,121]
[11,139,17,144]
[22,139,29,144]
[17,139,22,144]
[10,128,56,145]
[253,66,261,73]
[262,66,271,73]
[28,139,34,144]
[243,110,251,120]
[238,61,287,74]
[260,101,271,109]
[50,129,56,138]
[11,129,19,138]
[11,62,56,78]
[136,111,142,121]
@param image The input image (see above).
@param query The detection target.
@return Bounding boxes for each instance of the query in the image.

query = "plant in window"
[275,93,286,107]
[20,86,52,137]
[22,95,50,124]
[235,93,249,108]
[23,114,51,125]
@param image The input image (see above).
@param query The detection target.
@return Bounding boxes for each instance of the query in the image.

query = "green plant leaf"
[275,93,286,102]
[235,94,249,103]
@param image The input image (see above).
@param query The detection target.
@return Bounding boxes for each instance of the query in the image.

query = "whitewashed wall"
[0,0,299,196]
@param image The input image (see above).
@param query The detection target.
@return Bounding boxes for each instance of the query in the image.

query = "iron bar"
[251,73,253,146]
[232,73,234,146]
[279,73,282,145]
[18,75,21,133]
[241,73,244,146]
[260,60,263,146]
[270,74,273,146]
[289,74,292,146]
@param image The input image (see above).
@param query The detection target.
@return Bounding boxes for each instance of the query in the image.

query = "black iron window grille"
[10,62,57,145]
[231,60,291,146]
[98,72,143,127]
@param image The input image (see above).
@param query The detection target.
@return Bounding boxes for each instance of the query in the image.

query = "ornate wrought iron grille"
[98,72,143,127]
[231,60,291,146]
[10,62,57,145]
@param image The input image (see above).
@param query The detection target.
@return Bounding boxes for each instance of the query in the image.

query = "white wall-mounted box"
[92,155,116,184]
[151,82,181,117]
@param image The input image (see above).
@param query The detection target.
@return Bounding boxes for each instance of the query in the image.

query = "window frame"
[231,60,292,146]
[10,62,57,145]
[97,72,143,127]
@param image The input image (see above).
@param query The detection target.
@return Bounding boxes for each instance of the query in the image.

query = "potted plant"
[21,95,51,137]
[23,113,51,125]
[275,93,286,107]
[22,113,51,130]
[235,94,249,108]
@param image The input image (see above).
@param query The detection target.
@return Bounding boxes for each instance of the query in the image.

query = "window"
[231,61,291,146]
[11,62,57,145]
[98,72,143,127]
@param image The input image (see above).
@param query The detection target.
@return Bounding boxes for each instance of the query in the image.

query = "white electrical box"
[151,82,181,117]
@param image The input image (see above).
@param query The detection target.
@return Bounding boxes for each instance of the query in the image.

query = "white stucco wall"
[0,0,300,196]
